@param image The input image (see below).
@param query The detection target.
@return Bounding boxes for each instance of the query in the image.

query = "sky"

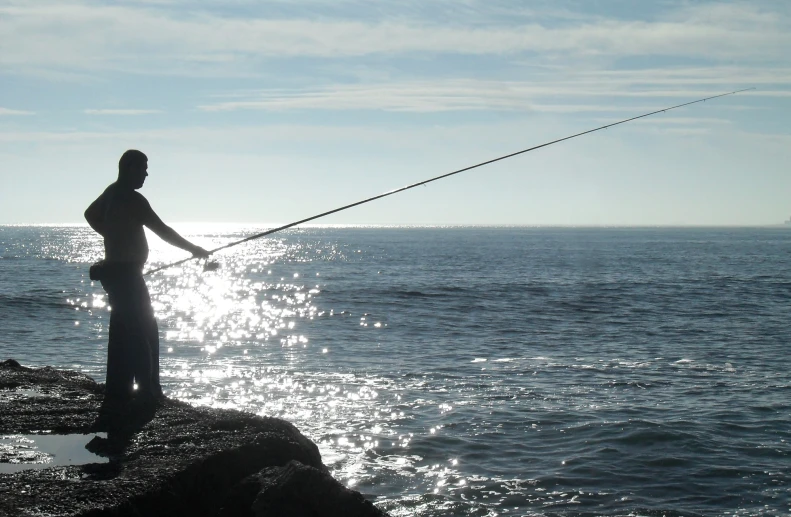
[1,0,789,226]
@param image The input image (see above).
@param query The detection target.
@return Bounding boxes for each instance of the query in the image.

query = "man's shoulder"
[99,183,116,197]
[129,190,149,202]
[103,185,151,213]
[111,187,149,205]
[129,191,154,218]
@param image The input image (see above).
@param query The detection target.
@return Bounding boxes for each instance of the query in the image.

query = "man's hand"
[192,246,211,259]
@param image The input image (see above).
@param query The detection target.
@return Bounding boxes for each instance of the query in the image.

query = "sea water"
[0,225,789,516]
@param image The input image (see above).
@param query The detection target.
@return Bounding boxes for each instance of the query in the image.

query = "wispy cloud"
[197,72,781,114]
[84,109,163,115]
[1,1,789,77]
[0,107,34,116]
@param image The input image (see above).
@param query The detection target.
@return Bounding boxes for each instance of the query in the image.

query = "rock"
[218,460,387,517]
[0,360,388,517]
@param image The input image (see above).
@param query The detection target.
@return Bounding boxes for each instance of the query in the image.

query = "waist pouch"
[89,260,105,281]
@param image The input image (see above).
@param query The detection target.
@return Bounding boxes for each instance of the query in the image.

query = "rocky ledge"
[0,359,388,517]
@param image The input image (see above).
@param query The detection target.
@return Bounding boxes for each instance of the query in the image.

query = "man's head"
[118,149,148,189]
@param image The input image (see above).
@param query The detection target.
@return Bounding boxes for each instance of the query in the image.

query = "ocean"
[1,225,789,516]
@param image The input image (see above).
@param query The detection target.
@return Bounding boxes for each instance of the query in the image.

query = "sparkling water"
[1,225,789,516]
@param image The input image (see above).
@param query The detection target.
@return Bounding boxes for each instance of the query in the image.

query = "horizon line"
[1,222,789,229]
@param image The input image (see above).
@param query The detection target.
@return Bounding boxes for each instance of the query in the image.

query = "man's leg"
[102,279,135,399]
[129,274,160,398]
[142,280,163,397]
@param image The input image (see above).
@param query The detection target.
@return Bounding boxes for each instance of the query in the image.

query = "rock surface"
[0,359,388,517]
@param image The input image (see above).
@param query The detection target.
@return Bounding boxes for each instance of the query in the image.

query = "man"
[85,150,209,402]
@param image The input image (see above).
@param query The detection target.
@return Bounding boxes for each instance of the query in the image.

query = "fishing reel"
[203,260,221,272]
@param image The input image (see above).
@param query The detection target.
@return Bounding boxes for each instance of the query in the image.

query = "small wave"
[0,293,66,311]
[613,427,693,445]
[390,290,459,299]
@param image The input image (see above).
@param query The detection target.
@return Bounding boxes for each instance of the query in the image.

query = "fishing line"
[144,88,753,277]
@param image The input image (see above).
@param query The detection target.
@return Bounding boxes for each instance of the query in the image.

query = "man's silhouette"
[85,150,209,401]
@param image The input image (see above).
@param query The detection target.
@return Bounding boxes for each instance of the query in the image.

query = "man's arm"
[138,195,210,257]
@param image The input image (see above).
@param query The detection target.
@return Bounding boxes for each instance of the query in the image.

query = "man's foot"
[132,390,162,410]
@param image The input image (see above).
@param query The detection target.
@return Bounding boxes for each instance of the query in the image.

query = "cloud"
[0,107,34,116]
[1,117,783,151]
[196,74,780,114]
[84,109,163,115]
[1,1,789,77]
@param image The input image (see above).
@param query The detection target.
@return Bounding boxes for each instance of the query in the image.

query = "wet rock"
[0,360,388,517]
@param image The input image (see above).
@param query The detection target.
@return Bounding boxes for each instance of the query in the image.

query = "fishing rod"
[144,88,753,277]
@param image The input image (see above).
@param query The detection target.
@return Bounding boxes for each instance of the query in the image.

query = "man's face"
[132,160,149,189]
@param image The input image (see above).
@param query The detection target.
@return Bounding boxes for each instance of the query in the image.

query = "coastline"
[0,359,387,517]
